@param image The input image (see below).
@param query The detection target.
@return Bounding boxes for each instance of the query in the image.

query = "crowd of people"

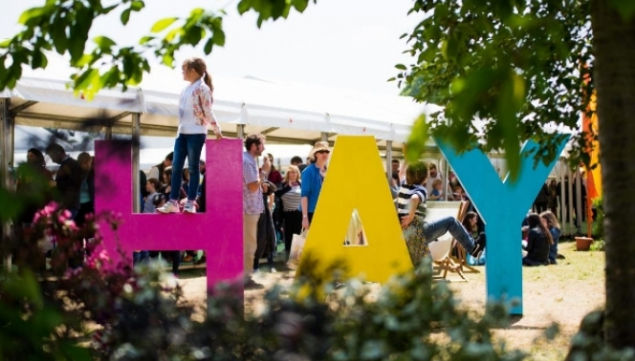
[13,56,566,282]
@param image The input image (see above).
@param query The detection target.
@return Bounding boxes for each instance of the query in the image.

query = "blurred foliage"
[0,155,630,361]
[1,168,530,360]
[0,269,91,361]
[396,0,594,180]
[589,239,605,252]
[565,310,635,361]
[592,196,604,239]
[0,0,316,99]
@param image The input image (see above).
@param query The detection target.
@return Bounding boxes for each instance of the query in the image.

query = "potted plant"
[575,236,594,251]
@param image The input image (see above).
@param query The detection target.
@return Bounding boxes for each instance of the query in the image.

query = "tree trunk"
[591,0,635,349]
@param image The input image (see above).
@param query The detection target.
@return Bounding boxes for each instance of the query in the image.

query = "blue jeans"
[423,216,475,253]
[170,133,205,201]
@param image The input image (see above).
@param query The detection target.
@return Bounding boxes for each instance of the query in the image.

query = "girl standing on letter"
[158,57,222,214]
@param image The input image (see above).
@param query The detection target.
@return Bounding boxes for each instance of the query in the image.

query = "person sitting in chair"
[397,161,485,266]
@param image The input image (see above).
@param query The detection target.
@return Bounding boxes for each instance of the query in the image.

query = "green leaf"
[120,8,131,25]
[50,19,68,54]
[395,64,407,70]
[183,25,203,45]
[102,4,118,14]
[151,17,178,33]
[203,38,214,54]
[74,68,99,92]
[93,36,116,52]
[3,271,43,310]
[237,0,251,15]
[31,50,48,69]
[18,7,48,25]
[609,0,635,21]
[162,53,174,67]
[165,27,182,42]
[75,53,95,67]
[496,72,524,181]
[68,7,92,62]
[0,38,10,48]
[405,113,429,163]
[131,0,145,11]
[212,29,225,46]
[101,67,120,88]
[59,342,92,361]
[293,0,309,12]
[139,35,154,45]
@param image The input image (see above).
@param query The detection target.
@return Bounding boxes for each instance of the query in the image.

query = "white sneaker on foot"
[183,201,197,214]
[157,200,180,214]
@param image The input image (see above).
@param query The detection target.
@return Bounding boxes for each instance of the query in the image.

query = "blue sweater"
[300,163,323,213]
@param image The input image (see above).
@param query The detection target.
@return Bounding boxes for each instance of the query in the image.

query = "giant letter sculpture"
[437,137,568,315]
[298,136,412,282]
[94,139,243,292]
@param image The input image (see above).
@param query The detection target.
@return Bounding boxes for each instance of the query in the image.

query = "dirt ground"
[177,241,605,360]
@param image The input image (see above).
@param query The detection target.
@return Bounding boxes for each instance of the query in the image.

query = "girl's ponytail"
[185,57,213,91]
[203,70,213,91]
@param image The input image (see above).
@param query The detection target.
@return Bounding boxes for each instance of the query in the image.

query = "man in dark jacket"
[46,143,83,218]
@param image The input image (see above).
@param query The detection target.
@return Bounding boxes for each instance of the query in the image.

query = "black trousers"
[283,210,303,253]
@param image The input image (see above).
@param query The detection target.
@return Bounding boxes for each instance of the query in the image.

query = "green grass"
[524,240,605,282]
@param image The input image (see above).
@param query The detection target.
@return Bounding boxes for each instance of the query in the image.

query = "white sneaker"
[157,200,180,214]
[183,201,197,214]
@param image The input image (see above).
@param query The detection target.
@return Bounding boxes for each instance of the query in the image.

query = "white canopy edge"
[2,74,427,144]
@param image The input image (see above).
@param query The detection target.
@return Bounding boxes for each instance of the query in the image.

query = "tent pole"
[238,103,247,139]
[442,158,449,201]
[559,163,566,234]
[385,140,393,182]
[105,126,112,140]
[1,98,11,271]
[575,168,583,234]
[8,111,14,168]
[567,167,574,235]
[236,124,245,139]
[321,132,328,142]
[0,98,10,190]
[132,113,141,213]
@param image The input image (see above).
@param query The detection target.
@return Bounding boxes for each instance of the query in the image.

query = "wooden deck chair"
[451,201,480,274]
[429,236,465,280]
[426,201,466,280]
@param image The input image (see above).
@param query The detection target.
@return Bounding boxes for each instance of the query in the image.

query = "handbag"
[287,230,308,268]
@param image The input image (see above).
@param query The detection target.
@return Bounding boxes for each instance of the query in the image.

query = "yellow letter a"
[297,136,413,283]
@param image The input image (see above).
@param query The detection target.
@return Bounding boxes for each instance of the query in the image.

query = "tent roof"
[1,71,427,150]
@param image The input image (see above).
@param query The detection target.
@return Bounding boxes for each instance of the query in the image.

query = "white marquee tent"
[1,71,425,143]
[0,72,428,210]
[0,73,586,234]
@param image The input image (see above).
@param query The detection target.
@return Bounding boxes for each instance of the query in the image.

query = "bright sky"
[1,0,420,96]
[3,0,422,168]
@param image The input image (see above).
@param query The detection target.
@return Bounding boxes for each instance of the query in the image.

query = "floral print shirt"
[178,79,221,136]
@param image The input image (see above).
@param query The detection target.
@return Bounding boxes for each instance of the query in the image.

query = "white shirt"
[178,80,207,135]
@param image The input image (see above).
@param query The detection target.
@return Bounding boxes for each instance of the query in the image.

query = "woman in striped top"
[275,165,303,257]
[399,162,484,266]
[398,162,430,264]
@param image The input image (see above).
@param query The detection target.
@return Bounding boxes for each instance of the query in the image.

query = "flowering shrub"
[3,193,631,361]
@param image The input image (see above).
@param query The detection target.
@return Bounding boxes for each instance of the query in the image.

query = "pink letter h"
[94,139,243,292]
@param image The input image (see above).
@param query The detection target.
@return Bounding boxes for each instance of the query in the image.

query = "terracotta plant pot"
[575,236,593,251]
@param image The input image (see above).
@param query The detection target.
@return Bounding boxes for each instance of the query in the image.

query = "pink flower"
[43,201,58,215]
[65,220,79,232]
